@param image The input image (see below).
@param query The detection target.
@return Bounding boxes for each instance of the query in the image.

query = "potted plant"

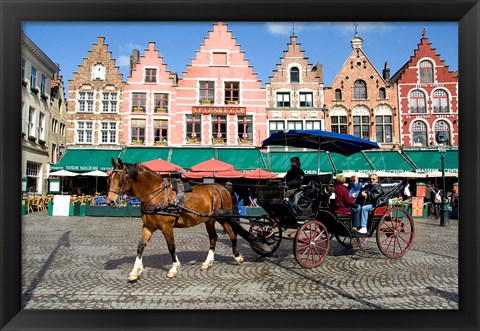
[132,107,144,113]
[226,100,238,105]
[201,99,212,105]
[22,80,28,87]
[155,107,167,113]
[131,139,143,145]
[30,87,39,94]
[155,141,166,145]
[41,93,49,101]
[239,139,251,145]
[38,139,46,145]
[28,135,36,142]
[213,138,224,144]
[187,137,199,143]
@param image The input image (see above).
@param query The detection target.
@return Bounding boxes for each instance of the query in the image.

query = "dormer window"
[145,68,157,83]
[290,67,299,83]
[93,64,105,80]
[419,60,433,83]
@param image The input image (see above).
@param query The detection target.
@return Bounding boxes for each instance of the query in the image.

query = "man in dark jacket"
[352,173,384,234]
[285,156,305,197]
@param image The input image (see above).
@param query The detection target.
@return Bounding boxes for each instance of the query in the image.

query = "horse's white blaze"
[127,257,143,281]
[166,256,181,278]
[201,249,215,270]
[235,255,244,264]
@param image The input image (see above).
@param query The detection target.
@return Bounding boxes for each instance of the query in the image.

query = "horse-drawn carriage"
[106,130,414,279]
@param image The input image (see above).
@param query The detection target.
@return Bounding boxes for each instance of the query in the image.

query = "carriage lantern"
[436,132,450,227]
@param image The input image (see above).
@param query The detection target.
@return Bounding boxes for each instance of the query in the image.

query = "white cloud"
[117,55,130,67]
[119,42,142,51]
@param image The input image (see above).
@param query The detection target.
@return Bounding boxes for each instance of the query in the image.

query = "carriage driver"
[351,173,384,235]
[285,156,305,198]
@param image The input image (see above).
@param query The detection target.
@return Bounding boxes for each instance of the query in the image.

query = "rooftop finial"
[422,27,427,37]
[353,22,359,36]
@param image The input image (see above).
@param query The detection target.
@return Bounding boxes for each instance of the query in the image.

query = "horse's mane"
[124,162,163,182]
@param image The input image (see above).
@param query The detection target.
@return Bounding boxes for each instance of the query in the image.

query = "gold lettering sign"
[192,106,247,115]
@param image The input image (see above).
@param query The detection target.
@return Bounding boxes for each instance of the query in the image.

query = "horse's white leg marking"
[235,254,244,264]
[166,255,181,278]
[127,257,144,282]
[201,249,215,270]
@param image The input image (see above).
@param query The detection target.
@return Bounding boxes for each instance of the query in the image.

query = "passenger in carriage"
[285,156,305,198]
[334,175,360,218]
[347,175,363,199]
[352,173,385,234]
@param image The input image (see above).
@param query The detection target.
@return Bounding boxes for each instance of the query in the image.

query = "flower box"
[213,139,225,144]
[38,139,46,145]
[155,107,168,113]
[239,139,251,145]
[41,93,49,101]
[155,141,167,146]
[30,87,39,94]
[132,107,145,113]
[201,99,212,105]
[226,100,239,105]
[22,80,28,87]
[131,139,143,145]
[28,135,36,142]
[187,137,199,144]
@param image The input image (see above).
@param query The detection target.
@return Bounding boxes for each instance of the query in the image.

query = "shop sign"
[192,106,246,115]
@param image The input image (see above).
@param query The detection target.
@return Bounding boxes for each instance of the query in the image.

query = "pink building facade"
[172,22,267,146]
[391,32,458,148]
[123,42,177,146]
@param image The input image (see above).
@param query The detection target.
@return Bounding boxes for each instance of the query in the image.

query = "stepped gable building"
[67,36,124,148]
[173,22,267,146]
[324,33,399,149]
[21,32,61,194]
[390,29,458,148]
[123,42,178,146]
[49,67,68,164]
[266,35,325,135]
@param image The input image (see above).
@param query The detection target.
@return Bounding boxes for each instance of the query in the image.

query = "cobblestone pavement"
[21,210,458,310]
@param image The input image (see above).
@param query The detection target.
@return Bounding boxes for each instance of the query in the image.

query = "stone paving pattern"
[22,211,458,309]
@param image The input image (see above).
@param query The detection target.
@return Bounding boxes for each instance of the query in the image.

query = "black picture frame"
[1,0,478,330]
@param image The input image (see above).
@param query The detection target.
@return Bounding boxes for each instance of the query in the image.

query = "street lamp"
[436,132,449,227]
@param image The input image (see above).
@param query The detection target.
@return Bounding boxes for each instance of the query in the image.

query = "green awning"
[50,149,121,172]
[217,148,268,171]
[170,148,216,170]
[403,148,458,174]
[363,151,415,173]
[328,152,374,174]
[118,147,170,164]
[269,151,334,175]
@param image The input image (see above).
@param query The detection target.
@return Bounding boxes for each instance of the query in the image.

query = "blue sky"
[22,22,458,88]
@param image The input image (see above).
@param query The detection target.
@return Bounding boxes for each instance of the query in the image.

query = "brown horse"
[106,158,244,279]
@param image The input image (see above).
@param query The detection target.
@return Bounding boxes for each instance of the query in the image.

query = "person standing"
[431,184,442,220]
[403,182,411,200]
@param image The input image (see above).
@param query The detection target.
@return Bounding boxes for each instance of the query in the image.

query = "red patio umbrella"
[214,169,245,178]
[181,171,215,179]
[190,159,234,172]
[141,158,184,174]
[244,168,278,179]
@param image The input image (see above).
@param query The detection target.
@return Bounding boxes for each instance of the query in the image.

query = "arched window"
[379,87,386,100]
[290,67,299,83]
[409,90,426,113]
[432,90,449,113]
[353,80,367,99]
[335,89,342,100]
[412,121,427,146]
[434,120,451,145]
[419,60,433,83]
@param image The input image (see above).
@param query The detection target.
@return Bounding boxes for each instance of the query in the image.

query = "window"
[412,121,427,146]
[151,93,168,113]
[419,60,433,83]
[28,107,35,137]
[353,80,367,99]
[434,120,451,145]
[38,112,45,141]
[276,92,290,107]
[331,116,347,134]
[287,121,303,130]
[290,67,299,83]
[145,68,157,83]
[40,75,46,95]
[212,52,227,65]
[353,115,370,139]
[212,115,227,143]
[409,90,426,113]
[78,92,94,112]
[30,67,37,89]
[199,81,215,103]
[102,92,118,113]
[21,59,26,81]
[26,161,41,193]
[93,64,105,80]
[131,93,147,112]
[379,88,386,100]
[131,119,146,143]
[186,114,201,140]
[305,121,321,130]
[100,122,117,144]
[335,89,342,101]
[224,82,239,104]
[432,90,449,113]
[154,120,168,143]
[77,121,93,143]
[375,115,392,143]
[299,92,313,107]
[237,115,253,143]
[269,121,285,135]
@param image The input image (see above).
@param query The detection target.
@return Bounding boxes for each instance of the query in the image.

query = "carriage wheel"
[335,233,367,249]
[294,220,329,268]
[376,207,414,258]
[249,219,282,256]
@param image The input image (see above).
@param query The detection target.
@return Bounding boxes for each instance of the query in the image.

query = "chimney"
[130,49,140,75]
[383,61,391,81]
[97,36,105,45]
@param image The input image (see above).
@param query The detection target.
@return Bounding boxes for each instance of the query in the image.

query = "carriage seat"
[335,210,352,221]
[376,180,404,207]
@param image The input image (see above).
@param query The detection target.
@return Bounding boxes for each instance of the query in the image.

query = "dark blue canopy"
[262,130,380,156]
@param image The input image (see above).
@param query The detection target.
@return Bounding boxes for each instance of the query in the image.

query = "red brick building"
[324,34,399,149]
[265,35,325,135]
[67,37,124,148]
[391,31,458,147]
[123,42,177,146]
[173,22,267,146]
